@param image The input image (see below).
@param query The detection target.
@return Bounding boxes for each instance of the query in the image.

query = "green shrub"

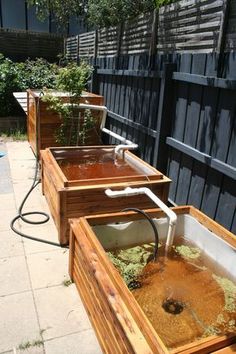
[17,58,58,90]
[0,54,59,117]
[0,54,21,116]
[42,62,94,145]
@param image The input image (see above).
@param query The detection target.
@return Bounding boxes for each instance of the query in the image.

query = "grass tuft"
[62,279,72,287]
[18,338,44,350]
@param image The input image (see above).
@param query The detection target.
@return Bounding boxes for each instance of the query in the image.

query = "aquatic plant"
[213,275,236,312]
[175,245,201,259]
[107,244,154,288]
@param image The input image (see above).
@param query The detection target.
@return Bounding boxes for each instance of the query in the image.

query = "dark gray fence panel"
[92,51,235,233]
[65,35,78,61]
[166,53,236,233]
[97,55,165,164]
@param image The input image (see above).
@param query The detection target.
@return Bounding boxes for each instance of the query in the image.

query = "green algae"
[175,245,201,259]
[202,325,221,337]
[213,275,236,312]
[107,243,154,287]
[216,314,226,325]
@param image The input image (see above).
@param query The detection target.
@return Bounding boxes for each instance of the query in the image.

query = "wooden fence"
[64,0,236,233]
[65,0,235,59]
[0,28,63,61]
[91,52,236,234]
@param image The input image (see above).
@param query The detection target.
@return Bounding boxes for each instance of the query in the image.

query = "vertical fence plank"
[168,54,192,201]
[175,54,207,204]
[153,63,177,171]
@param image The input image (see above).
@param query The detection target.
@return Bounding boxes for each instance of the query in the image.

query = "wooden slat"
[173,71,236,89]
[13,92,27,114]
[166,137,236,180]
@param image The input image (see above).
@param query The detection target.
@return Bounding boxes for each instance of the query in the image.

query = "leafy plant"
[27,0,176,29]
[0,54,59,117]
[88,0,155,27]
[17,58,58,90]
[42,62,95,146]
[0,54,22,116]
[0,129,27,141]
[26,0,86,30]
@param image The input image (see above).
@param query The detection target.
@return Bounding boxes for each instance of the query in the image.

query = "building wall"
[0,0,87,35]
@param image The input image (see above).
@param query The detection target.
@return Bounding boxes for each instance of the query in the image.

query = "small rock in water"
[128,280,142,290]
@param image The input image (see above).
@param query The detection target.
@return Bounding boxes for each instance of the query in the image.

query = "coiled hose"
[122,207,159,261]
[10,158,64,247]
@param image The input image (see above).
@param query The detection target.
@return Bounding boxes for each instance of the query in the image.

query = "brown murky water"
[56,150,143,181]
[107,237,236,350]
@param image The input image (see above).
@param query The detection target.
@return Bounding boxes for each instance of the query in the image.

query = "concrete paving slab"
[0,341,44,353]
[17,346,44,354]
[44,329,102,354]
[1,141,103,354]
[13,186,46,210]
[0,230,24,258]
[26,249,69,289]
[10,166,36,182]
[0,149,13,194]
[0,194,16,211]
[0,255,31,296]
[21,225,59,255]
[0,291,41,352]
[0,209,18,232]
[34,285,92,341]
[6,142,34,161]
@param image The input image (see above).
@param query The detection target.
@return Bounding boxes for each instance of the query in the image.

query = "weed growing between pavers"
[62,279,73,287]
[18,338,44,350]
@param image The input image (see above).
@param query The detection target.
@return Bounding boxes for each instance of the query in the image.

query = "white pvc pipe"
[78,104,138,154]
[105,187,177,248]
[65,103,138,154]
[102,129,138,155]
[78,103,108,129]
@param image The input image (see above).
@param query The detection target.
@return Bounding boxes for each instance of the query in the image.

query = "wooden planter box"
[27,89,104,155]
[41,146,171,245]
[69,206,236,354]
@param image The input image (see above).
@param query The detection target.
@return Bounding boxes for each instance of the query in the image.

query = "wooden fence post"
[153,62,177,173]
[217,0,230,77]
[76,35,79,63]
[90,31,99,93]
[116,23,124,69]
[94,30,98,61]
[148,8,158,69]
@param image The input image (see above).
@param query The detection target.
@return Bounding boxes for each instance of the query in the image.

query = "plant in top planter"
[42,62,97,146]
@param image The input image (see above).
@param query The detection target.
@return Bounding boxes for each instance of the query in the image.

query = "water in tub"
[56,148,143,180]
[94,215,236,350]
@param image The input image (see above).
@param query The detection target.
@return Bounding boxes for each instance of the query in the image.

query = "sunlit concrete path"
[0,140,102,354]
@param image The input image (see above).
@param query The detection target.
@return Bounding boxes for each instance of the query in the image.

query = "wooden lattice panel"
[157,0,225,52]
[121,12,154,55]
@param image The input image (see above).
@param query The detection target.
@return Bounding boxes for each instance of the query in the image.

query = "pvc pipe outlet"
[105,187,177,249]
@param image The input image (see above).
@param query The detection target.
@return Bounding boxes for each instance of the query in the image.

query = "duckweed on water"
[175,245,201,259]
[202,325,221,337]
[216,313,226,325]
[107,244,154,287]
[213,275,236,312]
